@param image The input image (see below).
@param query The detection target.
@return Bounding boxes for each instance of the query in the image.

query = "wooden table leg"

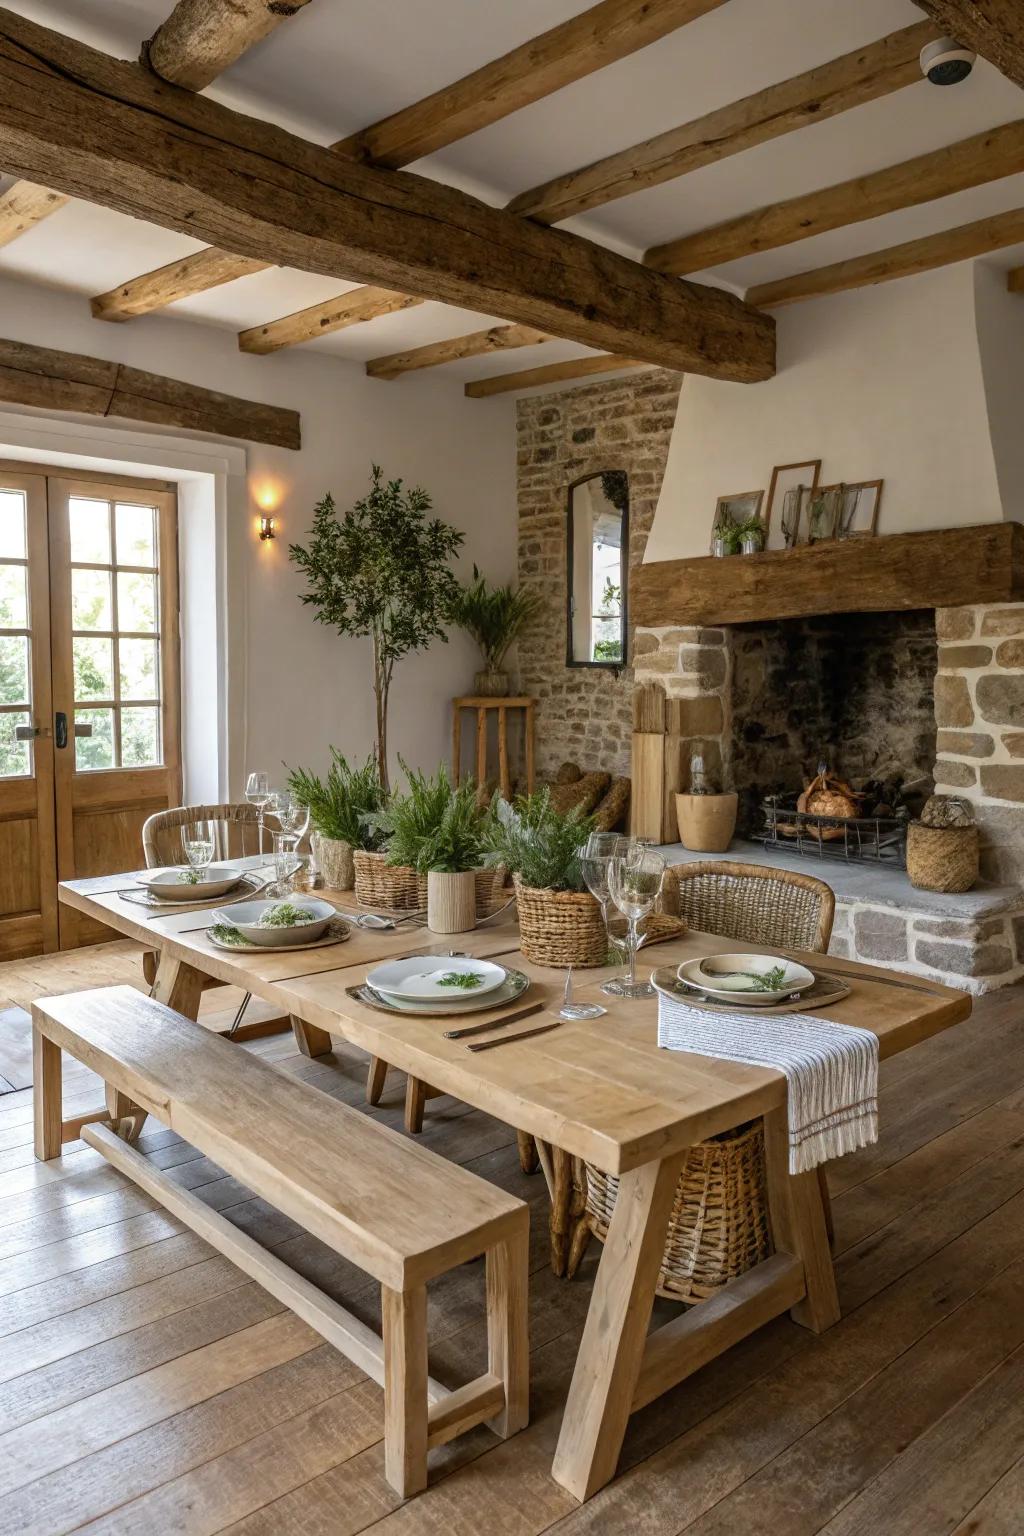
[290,1013,334,1058]
[150,953,206,1018]
[551,1152,685,1501]
[550,1147,573,1277]
[763,1106,840,1333]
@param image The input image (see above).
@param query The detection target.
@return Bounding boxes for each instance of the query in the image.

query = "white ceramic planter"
[427,870,477,933]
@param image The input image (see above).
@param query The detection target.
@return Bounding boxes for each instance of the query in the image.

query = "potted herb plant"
[419,780,488,933]
[736,514,766,554]
[486,790,605,967]
[286,750,386,890]
[290,467,463,793]
[365,762,495,918]
[450,566,541,696]
[710,514,740,558]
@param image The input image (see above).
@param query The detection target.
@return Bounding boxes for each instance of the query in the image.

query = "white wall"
[974,261,1024,526]
[646,262,1007,563]
[0,274,517,793]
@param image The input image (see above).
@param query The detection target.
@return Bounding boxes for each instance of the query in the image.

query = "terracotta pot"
[311,833,354,891]
[675,792,738,853]
[427,870,477,934]
[474,668,511,697]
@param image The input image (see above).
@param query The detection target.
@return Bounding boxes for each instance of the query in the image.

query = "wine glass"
[606,844,665,1000]
[273,790,310,846]
[245,771,271,856]
[579,832,627,992]
[271,830,303,896]
[180,819,215,885]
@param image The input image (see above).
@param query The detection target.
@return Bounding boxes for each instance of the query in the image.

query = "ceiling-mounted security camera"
[920,36,976,84]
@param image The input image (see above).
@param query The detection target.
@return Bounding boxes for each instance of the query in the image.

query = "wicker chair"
[570,860,836,1300]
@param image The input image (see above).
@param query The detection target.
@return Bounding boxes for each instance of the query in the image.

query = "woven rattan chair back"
[666,860,835,955]
[142,803,263,868]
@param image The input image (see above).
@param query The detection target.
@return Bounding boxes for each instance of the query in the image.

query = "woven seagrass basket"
[352,850,427,911]
[582,1120,771,1302]
[906,821,979,894]
[513,876,607,967]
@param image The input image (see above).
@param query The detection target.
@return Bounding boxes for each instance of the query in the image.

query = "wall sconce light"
[259,511,276,541]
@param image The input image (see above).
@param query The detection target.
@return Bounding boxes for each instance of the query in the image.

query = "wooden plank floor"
[0,944,1022,1533]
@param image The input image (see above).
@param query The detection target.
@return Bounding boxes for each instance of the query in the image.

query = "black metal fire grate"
[760,794,908,865]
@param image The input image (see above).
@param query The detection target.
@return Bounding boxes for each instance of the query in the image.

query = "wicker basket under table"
[581,1120,772,1302]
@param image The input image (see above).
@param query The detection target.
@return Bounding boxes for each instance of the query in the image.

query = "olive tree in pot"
[289,466,463,793]
[450,566,541,697]
[285,750,386,889]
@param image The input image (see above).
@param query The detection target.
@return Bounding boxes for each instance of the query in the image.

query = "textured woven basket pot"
[352,850,427,911]
[513,876,607,968]
[474,668,511,697]
[474,865,502,918]
[310,833,354,892]
[907,821,979,893]
[583,1120,771,1302]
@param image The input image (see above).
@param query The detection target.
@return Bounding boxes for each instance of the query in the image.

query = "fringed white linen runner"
[657,994,879,1174]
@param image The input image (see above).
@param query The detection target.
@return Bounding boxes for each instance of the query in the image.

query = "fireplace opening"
[729,610,938,850]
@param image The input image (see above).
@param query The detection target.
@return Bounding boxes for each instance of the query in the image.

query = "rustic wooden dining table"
[56,869,972,1503]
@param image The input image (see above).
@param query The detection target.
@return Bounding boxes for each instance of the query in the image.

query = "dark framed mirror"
[566,471,628,668]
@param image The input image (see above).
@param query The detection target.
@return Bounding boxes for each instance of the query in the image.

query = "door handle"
[55,711,67,749]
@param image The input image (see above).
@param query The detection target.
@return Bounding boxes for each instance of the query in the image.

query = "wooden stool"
[453,696,536,800]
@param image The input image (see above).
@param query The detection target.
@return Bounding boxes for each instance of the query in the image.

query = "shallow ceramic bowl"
[138,865,242,902]
[676,953,816,1007]
[211,898,335,946]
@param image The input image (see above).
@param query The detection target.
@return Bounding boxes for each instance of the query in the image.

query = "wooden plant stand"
[452,695,536,800]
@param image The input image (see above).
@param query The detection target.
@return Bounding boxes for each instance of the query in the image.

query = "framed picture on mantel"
[765,460,820,550]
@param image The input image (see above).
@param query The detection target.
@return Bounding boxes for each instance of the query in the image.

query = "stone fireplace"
[633,596,1024,995]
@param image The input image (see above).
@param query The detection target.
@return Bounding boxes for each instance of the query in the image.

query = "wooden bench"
[31,985,529,1498]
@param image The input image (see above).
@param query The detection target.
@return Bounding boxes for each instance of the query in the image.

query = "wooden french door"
[0,465,181,956]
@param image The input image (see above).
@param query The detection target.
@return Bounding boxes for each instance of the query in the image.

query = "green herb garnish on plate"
[209,923,247,946]
[437,970,484,990]
[178,868,201,885]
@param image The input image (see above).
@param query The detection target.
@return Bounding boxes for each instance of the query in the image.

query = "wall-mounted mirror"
[566,471,628,668]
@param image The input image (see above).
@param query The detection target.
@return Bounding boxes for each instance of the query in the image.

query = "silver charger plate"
[348,968,530,1017]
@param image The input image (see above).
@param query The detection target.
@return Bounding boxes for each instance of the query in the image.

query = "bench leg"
[366,1055,389,1105]
[486,1222,530,1439]
[382,1283,428,1498]
[290,1014,333,1059]
[33,1027,62,1161]
[104,1082,148,1144]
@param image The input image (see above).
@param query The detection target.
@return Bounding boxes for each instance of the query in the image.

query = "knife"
[444,1002,544,1040]
[468,1021,563,1053]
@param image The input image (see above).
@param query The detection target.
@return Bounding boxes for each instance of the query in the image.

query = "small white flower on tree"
[289,466,463,793]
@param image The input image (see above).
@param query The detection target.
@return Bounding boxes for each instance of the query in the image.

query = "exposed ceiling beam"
[93,0,726,324]
[509,22,935,226]
[239,287,423,354]
[0,178,68,249]
[1009,266,1024,292]
[334,0,727,171]
[144,0,315,91]
[0,9,773,381]
[0,335,300,447]
[913,1,1024,88]
[366,323,551,380]
[645,118,1024,275]
[92,248,271,322]
[748,207,1024,309]
[465,355,651,398]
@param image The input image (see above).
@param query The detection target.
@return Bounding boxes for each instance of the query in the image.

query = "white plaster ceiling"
[1,0,1023,386]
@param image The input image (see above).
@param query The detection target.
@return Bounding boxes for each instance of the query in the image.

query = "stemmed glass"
[180,819,215,885]
[579,831,626,993]
[606,843,665,1000]
[245,771,272,856]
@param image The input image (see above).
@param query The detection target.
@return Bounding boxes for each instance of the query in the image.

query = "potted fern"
[419,780,488,933]
[450,566,541,697]
[285,750,386,890]
[362,763,495,920]
[486,790,604,967]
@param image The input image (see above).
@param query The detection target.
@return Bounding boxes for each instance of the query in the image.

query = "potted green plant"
[290,467,463,793]
[364,762,494,918]
[736,514,766,554]
[450,566,541,696]
[486,790,605,967]
[285,750,386,889]
[419,780,488,933]
[710,514,740,558]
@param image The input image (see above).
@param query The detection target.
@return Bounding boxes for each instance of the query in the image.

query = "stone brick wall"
[516,367,682,779]
[632,625,731,794]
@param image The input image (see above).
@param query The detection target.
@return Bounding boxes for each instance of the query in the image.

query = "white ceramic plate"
[365,955,507,1002]
[676,953,816,1007]
[361,969,530,1016]
[209,897,335,946]
[138,865,243,902]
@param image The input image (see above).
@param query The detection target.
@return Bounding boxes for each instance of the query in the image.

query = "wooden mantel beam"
[0,8,774,381]
[144,0,315,91]
[0,335,300,448]
[509,22,935,226]
[645,118,1024,275]
[913,1,1024,89]
[0,178,68,249]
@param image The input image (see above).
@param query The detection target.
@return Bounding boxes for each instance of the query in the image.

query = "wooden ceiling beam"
[367,323,551,380]
[913,1,1024,88]
[334,0,727,171]
[1008,266,1024,292]
[239,287,423,354]
[0,335,299,447]
[92,248,271,322]
[645,118,1024,275]
[0,10,773,381]
[748,207,1024,309]
[0,178,67,249]
[465,355,651,398]
[144,0,315,91]
[509,22,936,226]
